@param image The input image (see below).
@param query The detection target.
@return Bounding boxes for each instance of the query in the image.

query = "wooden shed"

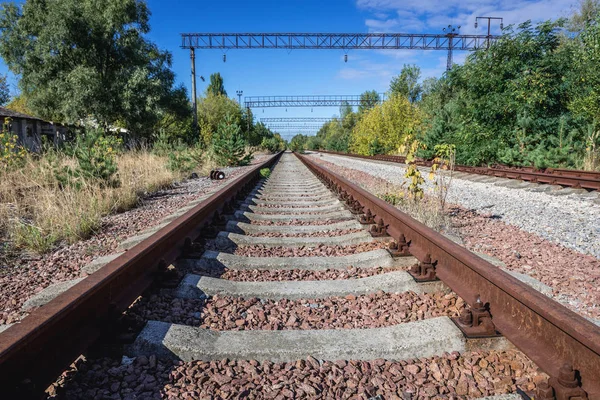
[0,107,68,152]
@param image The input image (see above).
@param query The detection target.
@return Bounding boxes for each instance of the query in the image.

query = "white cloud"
[357,0,575,35]
[350,0,576,81]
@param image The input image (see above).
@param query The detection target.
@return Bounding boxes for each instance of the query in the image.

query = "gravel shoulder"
[0,159,266,325]
[312,153,600,258]
[307,154,600,319]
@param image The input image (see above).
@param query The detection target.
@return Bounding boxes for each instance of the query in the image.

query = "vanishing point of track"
[0,152,598,399]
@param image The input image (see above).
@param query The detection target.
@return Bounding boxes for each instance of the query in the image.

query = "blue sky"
[0,0,578,138]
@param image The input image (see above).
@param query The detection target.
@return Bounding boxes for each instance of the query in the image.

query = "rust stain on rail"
[0,152,282,398]
[297,152,600,397]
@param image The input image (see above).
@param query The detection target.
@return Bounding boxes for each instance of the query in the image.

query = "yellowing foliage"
[349,94,422,156]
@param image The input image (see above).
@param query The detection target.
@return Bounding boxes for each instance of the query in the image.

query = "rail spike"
[388,234,411,257]
[351,200,364,215]
[451,295,499,338]
[360,209,375,224]
[370,218,389,237]
[542,363,588,400]
[409,253,437,281]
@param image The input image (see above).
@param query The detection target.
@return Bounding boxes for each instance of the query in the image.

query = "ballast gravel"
[49,350,545,399]
[0,161,264,325]
[230,242,389,258]
[247,228,364,238]
[307,155,600,319]
[312,153,600,258]
[127,292,463,330]
[452,207,600,319]
[192,264,404,281]
[249,219,350,226]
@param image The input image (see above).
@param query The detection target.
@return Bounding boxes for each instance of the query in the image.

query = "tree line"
[298,2,600,170]
[0,0,284,159]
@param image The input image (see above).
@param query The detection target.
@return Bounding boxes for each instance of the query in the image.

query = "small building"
[0,107,68,152]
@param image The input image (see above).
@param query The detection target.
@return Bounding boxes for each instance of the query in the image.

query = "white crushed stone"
[312,153,600,259]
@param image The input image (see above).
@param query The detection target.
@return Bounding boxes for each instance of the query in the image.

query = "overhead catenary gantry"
[245,94,386,108]
[260,118,332,123]
[182,27,502,133]
[265,124,324,130]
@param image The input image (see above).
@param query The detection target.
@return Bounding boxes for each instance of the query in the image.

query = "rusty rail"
[0,152,282,398]
[296,152,600,398]
[318,150,600,191]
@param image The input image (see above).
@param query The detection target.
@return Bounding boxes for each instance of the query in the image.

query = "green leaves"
[419,18,598,169]
[212,113,252,167]
[206,73,227,97]
[390,64,422,103]
[0,0,187,137]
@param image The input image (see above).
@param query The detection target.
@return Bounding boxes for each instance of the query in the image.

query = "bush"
[212,113,252,166]
[260,136,284,153]
[260,168,271,179]
[57,129,122,189]
[0,118,27,171]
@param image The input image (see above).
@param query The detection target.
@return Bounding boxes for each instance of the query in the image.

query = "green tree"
[212,113,252,166]
[289,134,308,152]
[358,90,380,114]
[390,64,422,103]
[0,0,186,137]
[197,93,242,146]
[569,0,600,31]
[5,94,33,116]
[206,73,227,97]
[419,19,584,168]
[0,74,8,106]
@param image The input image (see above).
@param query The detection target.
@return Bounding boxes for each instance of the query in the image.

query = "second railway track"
[1,152,599,399]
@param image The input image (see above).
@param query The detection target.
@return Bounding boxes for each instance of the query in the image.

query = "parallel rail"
[318,150,600,191]
[297,153,600,397]
[0,153,282,398]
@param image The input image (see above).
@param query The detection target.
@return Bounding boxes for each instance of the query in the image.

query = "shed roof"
[0,106,45,122]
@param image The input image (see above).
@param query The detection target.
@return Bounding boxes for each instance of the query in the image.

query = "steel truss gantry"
[182,30,501,132]
[265,124,324,130]
[181,32,497,51]
[245,94,386,108]
[260,118,332,123]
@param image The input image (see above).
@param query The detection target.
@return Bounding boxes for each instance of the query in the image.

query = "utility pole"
[475,17,504,49]
[443,25,460,71]
[190,48,198,135]
[236,90,243,104]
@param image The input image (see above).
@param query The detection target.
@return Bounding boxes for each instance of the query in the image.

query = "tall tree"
[339,101,353,119]
[358,90,380,114]
[0,0,187,136]
[390,64,422,103]
[569,0,600,31]
[206,73,227,97]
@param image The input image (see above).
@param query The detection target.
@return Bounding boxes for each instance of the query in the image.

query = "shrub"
[259,168,271,179]
[212,113,252,166]
[0,118,27,171]
[260,136,284,153]
[58,129,122,188]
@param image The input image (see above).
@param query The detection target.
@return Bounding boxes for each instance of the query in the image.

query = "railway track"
[318,150,600,191]
[1,152,599,399]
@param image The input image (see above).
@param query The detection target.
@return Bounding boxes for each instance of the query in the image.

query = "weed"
[260,168,271,179]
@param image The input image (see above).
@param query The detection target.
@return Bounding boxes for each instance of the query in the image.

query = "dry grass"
[378,191,450,233]
[0,150,184,255]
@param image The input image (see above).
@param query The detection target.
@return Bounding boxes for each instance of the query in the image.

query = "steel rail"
[296,152,600,397]
[0,152,282,398]
[318,150,600,191]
